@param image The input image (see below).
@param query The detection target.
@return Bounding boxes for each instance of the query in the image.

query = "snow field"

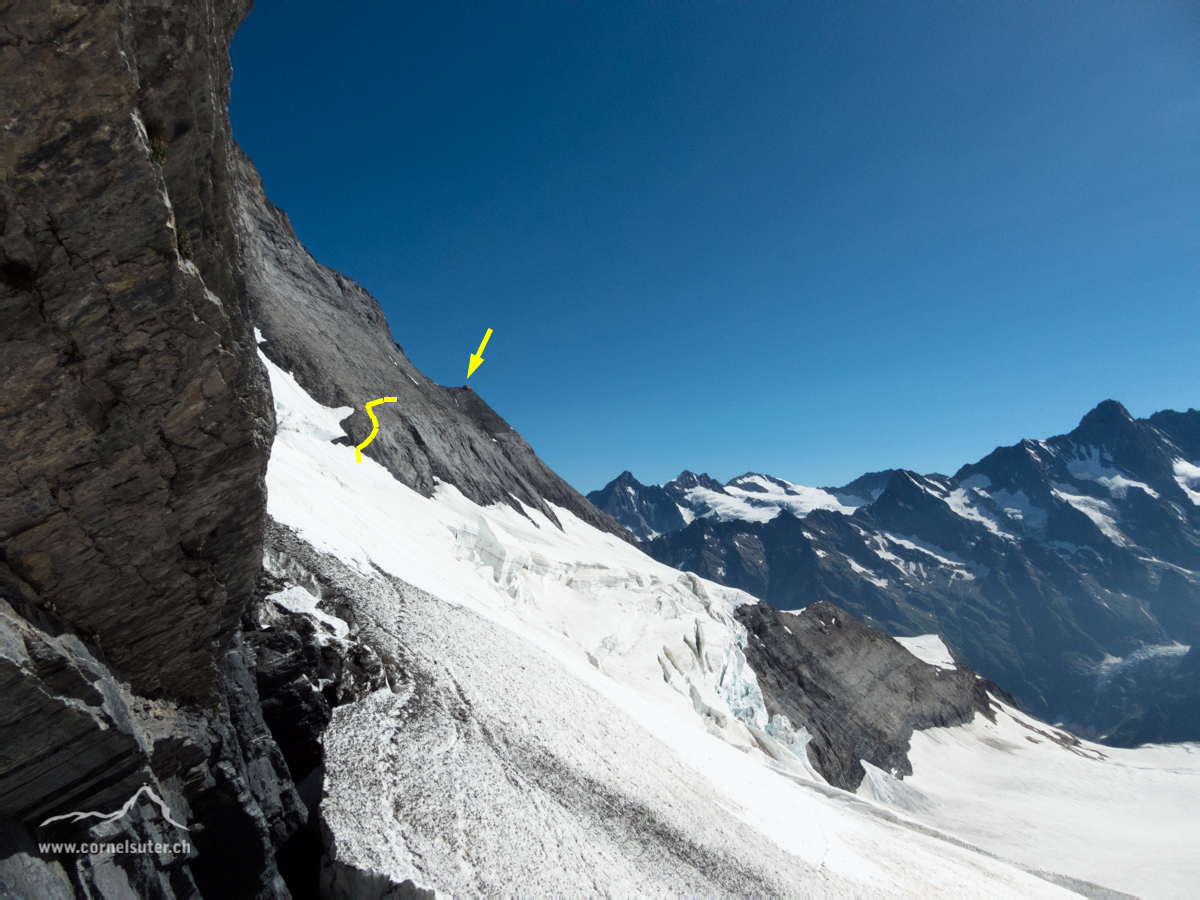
[260,347,1140,896]
[897,698,1200,899]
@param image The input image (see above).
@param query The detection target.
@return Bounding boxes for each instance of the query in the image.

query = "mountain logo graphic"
[39,785,189,831]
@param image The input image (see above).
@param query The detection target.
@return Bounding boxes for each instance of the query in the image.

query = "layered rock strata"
[3,0,272,701]
[737,600,1006,791]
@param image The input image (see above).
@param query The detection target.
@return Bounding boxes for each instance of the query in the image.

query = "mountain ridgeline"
[4,1,1196,895]
[589,402,1200,744]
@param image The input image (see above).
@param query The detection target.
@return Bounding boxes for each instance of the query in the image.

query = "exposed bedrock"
[0,597,308,899]
[0,521,393,899]
[2,0,272,701]
[232,149,632,543]
[736,599,1006,791]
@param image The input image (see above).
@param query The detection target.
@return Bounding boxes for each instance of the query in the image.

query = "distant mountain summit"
[587,468,866,538]
[584,471,687,540]
[592,401,1200,744]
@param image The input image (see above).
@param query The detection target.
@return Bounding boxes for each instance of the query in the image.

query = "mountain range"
[589,403,1200,744]
[3,3,1198,898]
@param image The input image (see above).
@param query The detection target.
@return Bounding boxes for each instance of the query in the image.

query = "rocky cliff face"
[1,2,302,896]
[2,0,271,701]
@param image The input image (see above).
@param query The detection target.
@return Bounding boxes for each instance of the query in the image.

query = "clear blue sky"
[230,1,1198,494]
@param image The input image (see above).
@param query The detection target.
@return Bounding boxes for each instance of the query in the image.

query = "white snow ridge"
[262,349,1200,898]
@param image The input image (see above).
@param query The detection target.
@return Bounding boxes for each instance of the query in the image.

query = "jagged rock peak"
[1068,399,1146,456]
[585,471,686,540]
[665,470,729,495]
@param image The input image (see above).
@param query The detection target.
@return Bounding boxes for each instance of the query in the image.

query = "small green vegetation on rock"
[177,224,194,261]
[146,118,167,165]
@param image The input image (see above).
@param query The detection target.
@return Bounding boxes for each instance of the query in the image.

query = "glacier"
[258,341,1200,897]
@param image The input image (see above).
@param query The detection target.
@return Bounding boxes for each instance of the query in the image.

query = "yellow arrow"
[467,328,493,378]
[355,396,397,462]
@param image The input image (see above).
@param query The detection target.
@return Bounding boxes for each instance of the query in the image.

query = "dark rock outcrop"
[736,600,1002,791]
[0,596,308,899]
[1092,643,1200,747]
[0,519,394,900]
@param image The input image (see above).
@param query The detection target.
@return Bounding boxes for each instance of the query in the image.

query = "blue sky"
[230,1,1198,494]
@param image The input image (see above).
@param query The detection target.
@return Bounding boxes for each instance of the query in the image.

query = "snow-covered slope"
[679,472,865,523]
[894,634,958,670]
[260,341,1197,897]
[865,687,1200,899]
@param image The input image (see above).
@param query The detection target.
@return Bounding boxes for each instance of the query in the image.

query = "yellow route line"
[355,396,397,463]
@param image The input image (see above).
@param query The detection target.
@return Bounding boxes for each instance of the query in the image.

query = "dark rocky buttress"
[736,600,1005,791]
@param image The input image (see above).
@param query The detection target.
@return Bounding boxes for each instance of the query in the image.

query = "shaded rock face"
[1091,644,1200,747]
[736,600,999,791]
[646,403,1200,742]
[232,151,633,544]
[823,470,895,506]
[0,520,388,899]
[586,470,687,539]
[0,597,307,899]
[2,0,272,701]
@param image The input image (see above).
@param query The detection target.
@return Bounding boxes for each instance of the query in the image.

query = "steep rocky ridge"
[584,470,687,539]
[233,150,631,543]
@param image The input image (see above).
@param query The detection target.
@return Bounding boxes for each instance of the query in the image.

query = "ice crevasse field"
[259,340,1200,898]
